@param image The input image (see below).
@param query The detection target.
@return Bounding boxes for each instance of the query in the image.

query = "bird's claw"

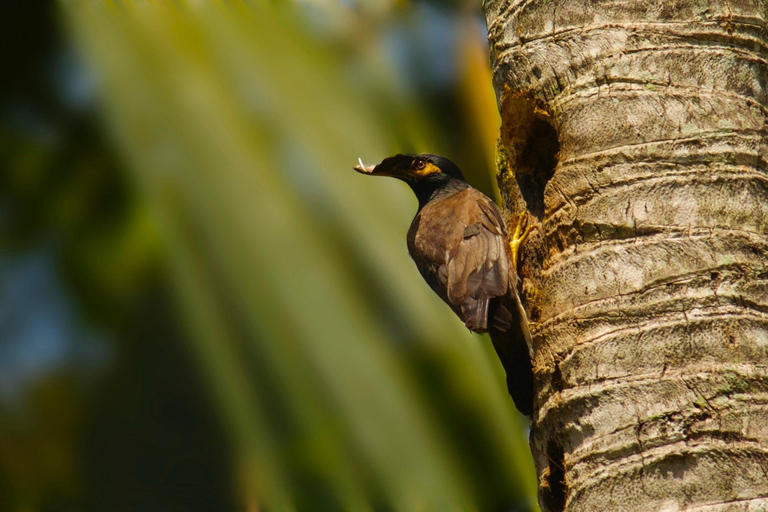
[510,211,536,270]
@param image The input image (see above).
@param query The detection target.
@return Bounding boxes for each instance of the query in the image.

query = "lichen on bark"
[484,0,768,510]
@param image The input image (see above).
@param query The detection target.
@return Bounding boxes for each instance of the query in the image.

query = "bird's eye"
[415,159,426,170]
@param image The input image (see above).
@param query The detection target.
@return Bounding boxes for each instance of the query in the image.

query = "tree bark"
[483,1,768,510]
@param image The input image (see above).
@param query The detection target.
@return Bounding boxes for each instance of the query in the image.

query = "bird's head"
[354,153,467,207]
[354,153,465,182]
[355,153,469,208]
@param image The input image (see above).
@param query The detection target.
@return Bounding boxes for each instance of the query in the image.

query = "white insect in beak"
[354,157,376,174]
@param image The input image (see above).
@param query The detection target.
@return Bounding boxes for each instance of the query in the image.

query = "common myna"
[355,153,534,416]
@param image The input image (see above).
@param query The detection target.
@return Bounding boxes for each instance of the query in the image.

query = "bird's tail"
[489,298,534,416]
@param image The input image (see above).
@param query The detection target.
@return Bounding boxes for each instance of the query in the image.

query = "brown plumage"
[355,153,534,416]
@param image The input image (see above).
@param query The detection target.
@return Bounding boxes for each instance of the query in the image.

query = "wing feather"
[443,197,509,331]
[408,189,512,333]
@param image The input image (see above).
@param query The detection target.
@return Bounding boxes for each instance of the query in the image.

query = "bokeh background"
[0,1,536,510]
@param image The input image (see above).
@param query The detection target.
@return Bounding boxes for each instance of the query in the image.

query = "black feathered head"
[354,153,465,182]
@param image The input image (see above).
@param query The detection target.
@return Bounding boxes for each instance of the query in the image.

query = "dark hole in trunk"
[544,441,567,512]
[515,118,559,219]
[551,362,563,392]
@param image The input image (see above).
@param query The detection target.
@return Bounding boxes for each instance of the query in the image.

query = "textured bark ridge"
[484,1,768,510]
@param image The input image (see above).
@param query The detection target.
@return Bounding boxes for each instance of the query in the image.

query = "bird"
[354,153,535,416]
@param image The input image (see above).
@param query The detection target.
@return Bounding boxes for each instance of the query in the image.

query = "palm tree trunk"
[483,1,768,510]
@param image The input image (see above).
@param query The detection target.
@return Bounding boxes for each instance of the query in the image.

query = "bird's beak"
[354,157,378,175]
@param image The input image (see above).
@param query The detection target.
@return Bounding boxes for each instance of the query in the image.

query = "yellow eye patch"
[413,162,442,177]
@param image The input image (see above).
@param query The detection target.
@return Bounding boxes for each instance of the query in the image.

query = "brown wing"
[445,195,510,331]
[408,189,511,332]
[407,188,534,414]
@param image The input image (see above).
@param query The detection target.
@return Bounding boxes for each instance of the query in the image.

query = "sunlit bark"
[484,1,768,510]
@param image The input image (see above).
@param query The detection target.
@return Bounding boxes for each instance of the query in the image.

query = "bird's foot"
[510,211,536,269]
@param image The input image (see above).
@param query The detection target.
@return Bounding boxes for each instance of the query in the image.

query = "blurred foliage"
[1,0,536,510]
